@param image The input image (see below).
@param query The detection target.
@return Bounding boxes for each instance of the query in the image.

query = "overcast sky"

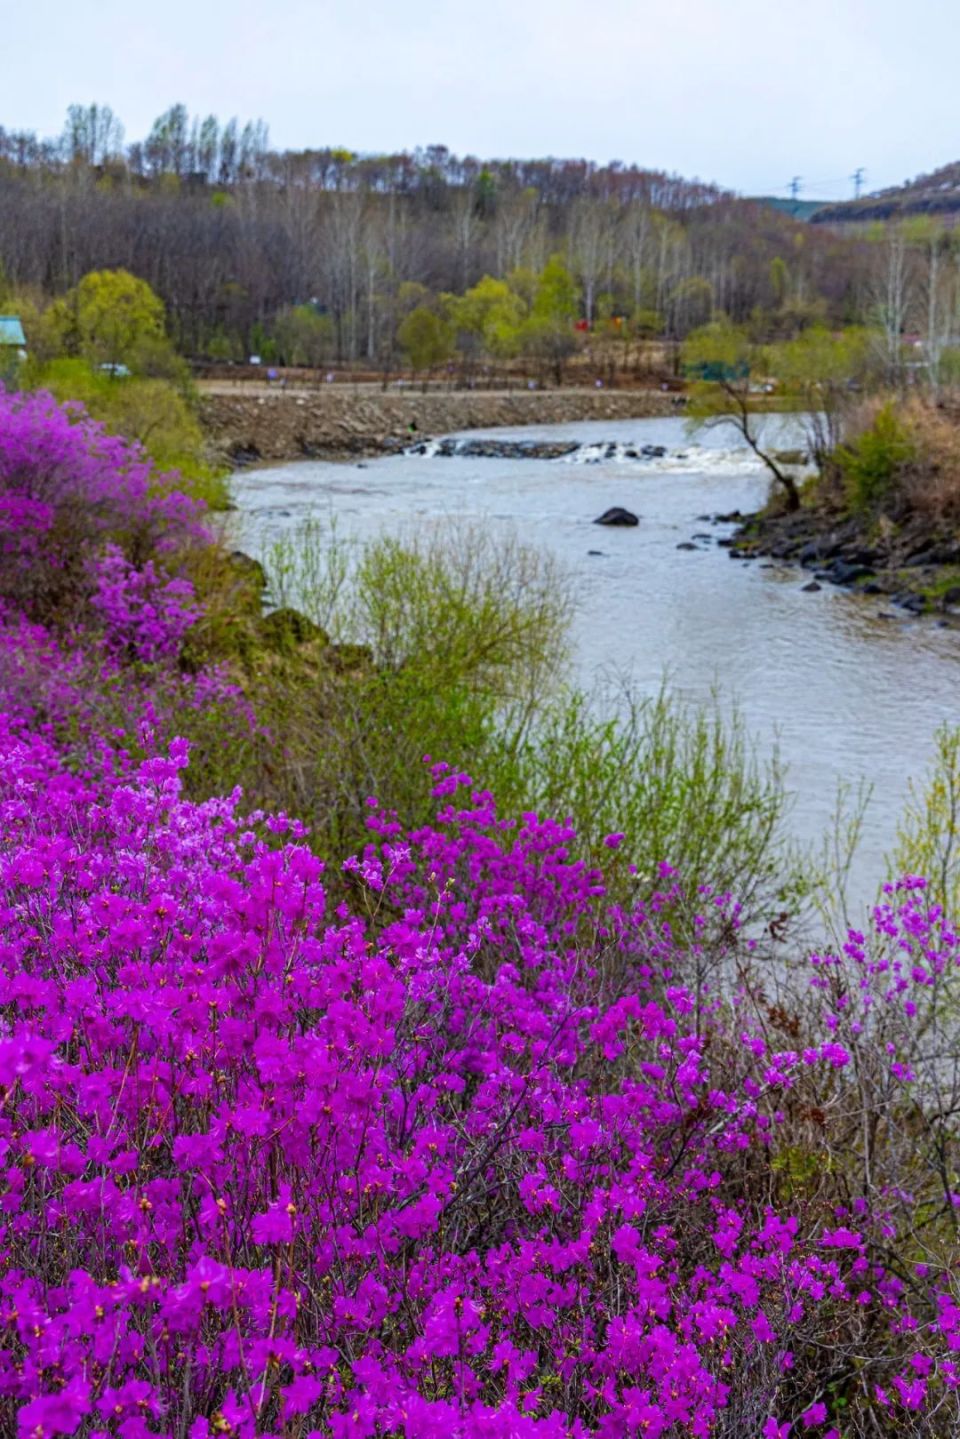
[3,0,954,199]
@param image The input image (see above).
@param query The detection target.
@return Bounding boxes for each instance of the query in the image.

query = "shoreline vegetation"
[6,386,960,1435]
[726,397,960,619]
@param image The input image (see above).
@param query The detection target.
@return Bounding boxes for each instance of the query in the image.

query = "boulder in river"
[593,506,639,527]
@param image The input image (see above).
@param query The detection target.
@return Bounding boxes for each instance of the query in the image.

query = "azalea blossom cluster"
[0,390,251,765]
[1,390,960,1437]
[1,740,960,1438]
[0,391,205,624]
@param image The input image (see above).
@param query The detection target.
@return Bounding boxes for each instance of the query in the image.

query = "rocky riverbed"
[730,505,960,621]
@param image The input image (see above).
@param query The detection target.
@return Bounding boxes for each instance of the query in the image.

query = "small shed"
[0,316,26,383]
[0,316,26,352]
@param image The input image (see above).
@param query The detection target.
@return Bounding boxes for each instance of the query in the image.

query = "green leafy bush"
[24,358,228,510]
[836,402,916,515]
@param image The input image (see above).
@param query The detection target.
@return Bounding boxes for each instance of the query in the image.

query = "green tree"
[520,257,579,385]
[272,306,335,368]
[683,320,800,511]
[447,276,526,368]
[768,325,878,470]
[769,256,789,307]
[48,269,167,369]
[397,307,454,384]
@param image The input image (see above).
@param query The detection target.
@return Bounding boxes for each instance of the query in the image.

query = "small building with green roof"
[0,317,27,383]
[0,317,26,349]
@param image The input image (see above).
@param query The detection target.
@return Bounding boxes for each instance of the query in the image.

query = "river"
[231,415,960,912]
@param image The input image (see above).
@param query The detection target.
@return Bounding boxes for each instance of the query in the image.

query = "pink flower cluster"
[0,389,253,766]
[0,390,205,627]
[89,546,202,664]
[0,732,958,1437]
[1,388,959,1437]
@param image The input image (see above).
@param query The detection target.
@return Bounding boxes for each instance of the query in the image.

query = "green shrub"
[202,520,807,920]
[836,403,915,515]
[24,358,228,510]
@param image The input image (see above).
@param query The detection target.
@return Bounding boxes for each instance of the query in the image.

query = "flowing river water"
[231,415,960,912]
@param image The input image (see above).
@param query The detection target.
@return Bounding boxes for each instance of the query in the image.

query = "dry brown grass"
[829,394,960,523]
[900,398,960,521]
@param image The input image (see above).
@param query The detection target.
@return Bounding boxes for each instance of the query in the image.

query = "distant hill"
[749,196,830,222]
[812,161,960,224]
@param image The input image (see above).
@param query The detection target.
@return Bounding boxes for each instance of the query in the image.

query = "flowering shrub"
[0,388,256,782]
[3,383,960,1437]
[0,389,206,625]
[0,725,959,1437]
[89,546,202,664]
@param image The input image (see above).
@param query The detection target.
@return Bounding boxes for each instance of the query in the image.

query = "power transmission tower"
[789,176,803,203]
[852,167,865,200]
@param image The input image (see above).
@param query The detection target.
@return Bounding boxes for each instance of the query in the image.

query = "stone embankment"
[199,384,680,465]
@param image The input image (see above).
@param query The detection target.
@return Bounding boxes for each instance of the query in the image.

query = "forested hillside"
[0,103,867,365]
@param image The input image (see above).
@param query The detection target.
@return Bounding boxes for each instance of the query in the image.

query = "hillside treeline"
[0,103,872,367]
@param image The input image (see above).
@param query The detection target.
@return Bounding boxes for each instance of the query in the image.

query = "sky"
[3,0,957,199]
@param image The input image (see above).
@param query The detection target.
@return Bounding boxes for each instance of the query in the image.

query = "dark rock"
[829,561,875,586]
[798,542,823,564]
[593,506,639,527]
[905,550,935,568]
[896,593,927,613]
[802,581,822,592]
[417,437,591,462]
[692,533,713,541]
[941,586,960,607]
[259,607,329,653]
[229,550,267,589]
[716,537,734,548]
[876,611,896,620]
[676,541,698,551]
[587,549,605,556]
[229,444,262,467]
[715,510,743,523]
[861,582,882,595]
